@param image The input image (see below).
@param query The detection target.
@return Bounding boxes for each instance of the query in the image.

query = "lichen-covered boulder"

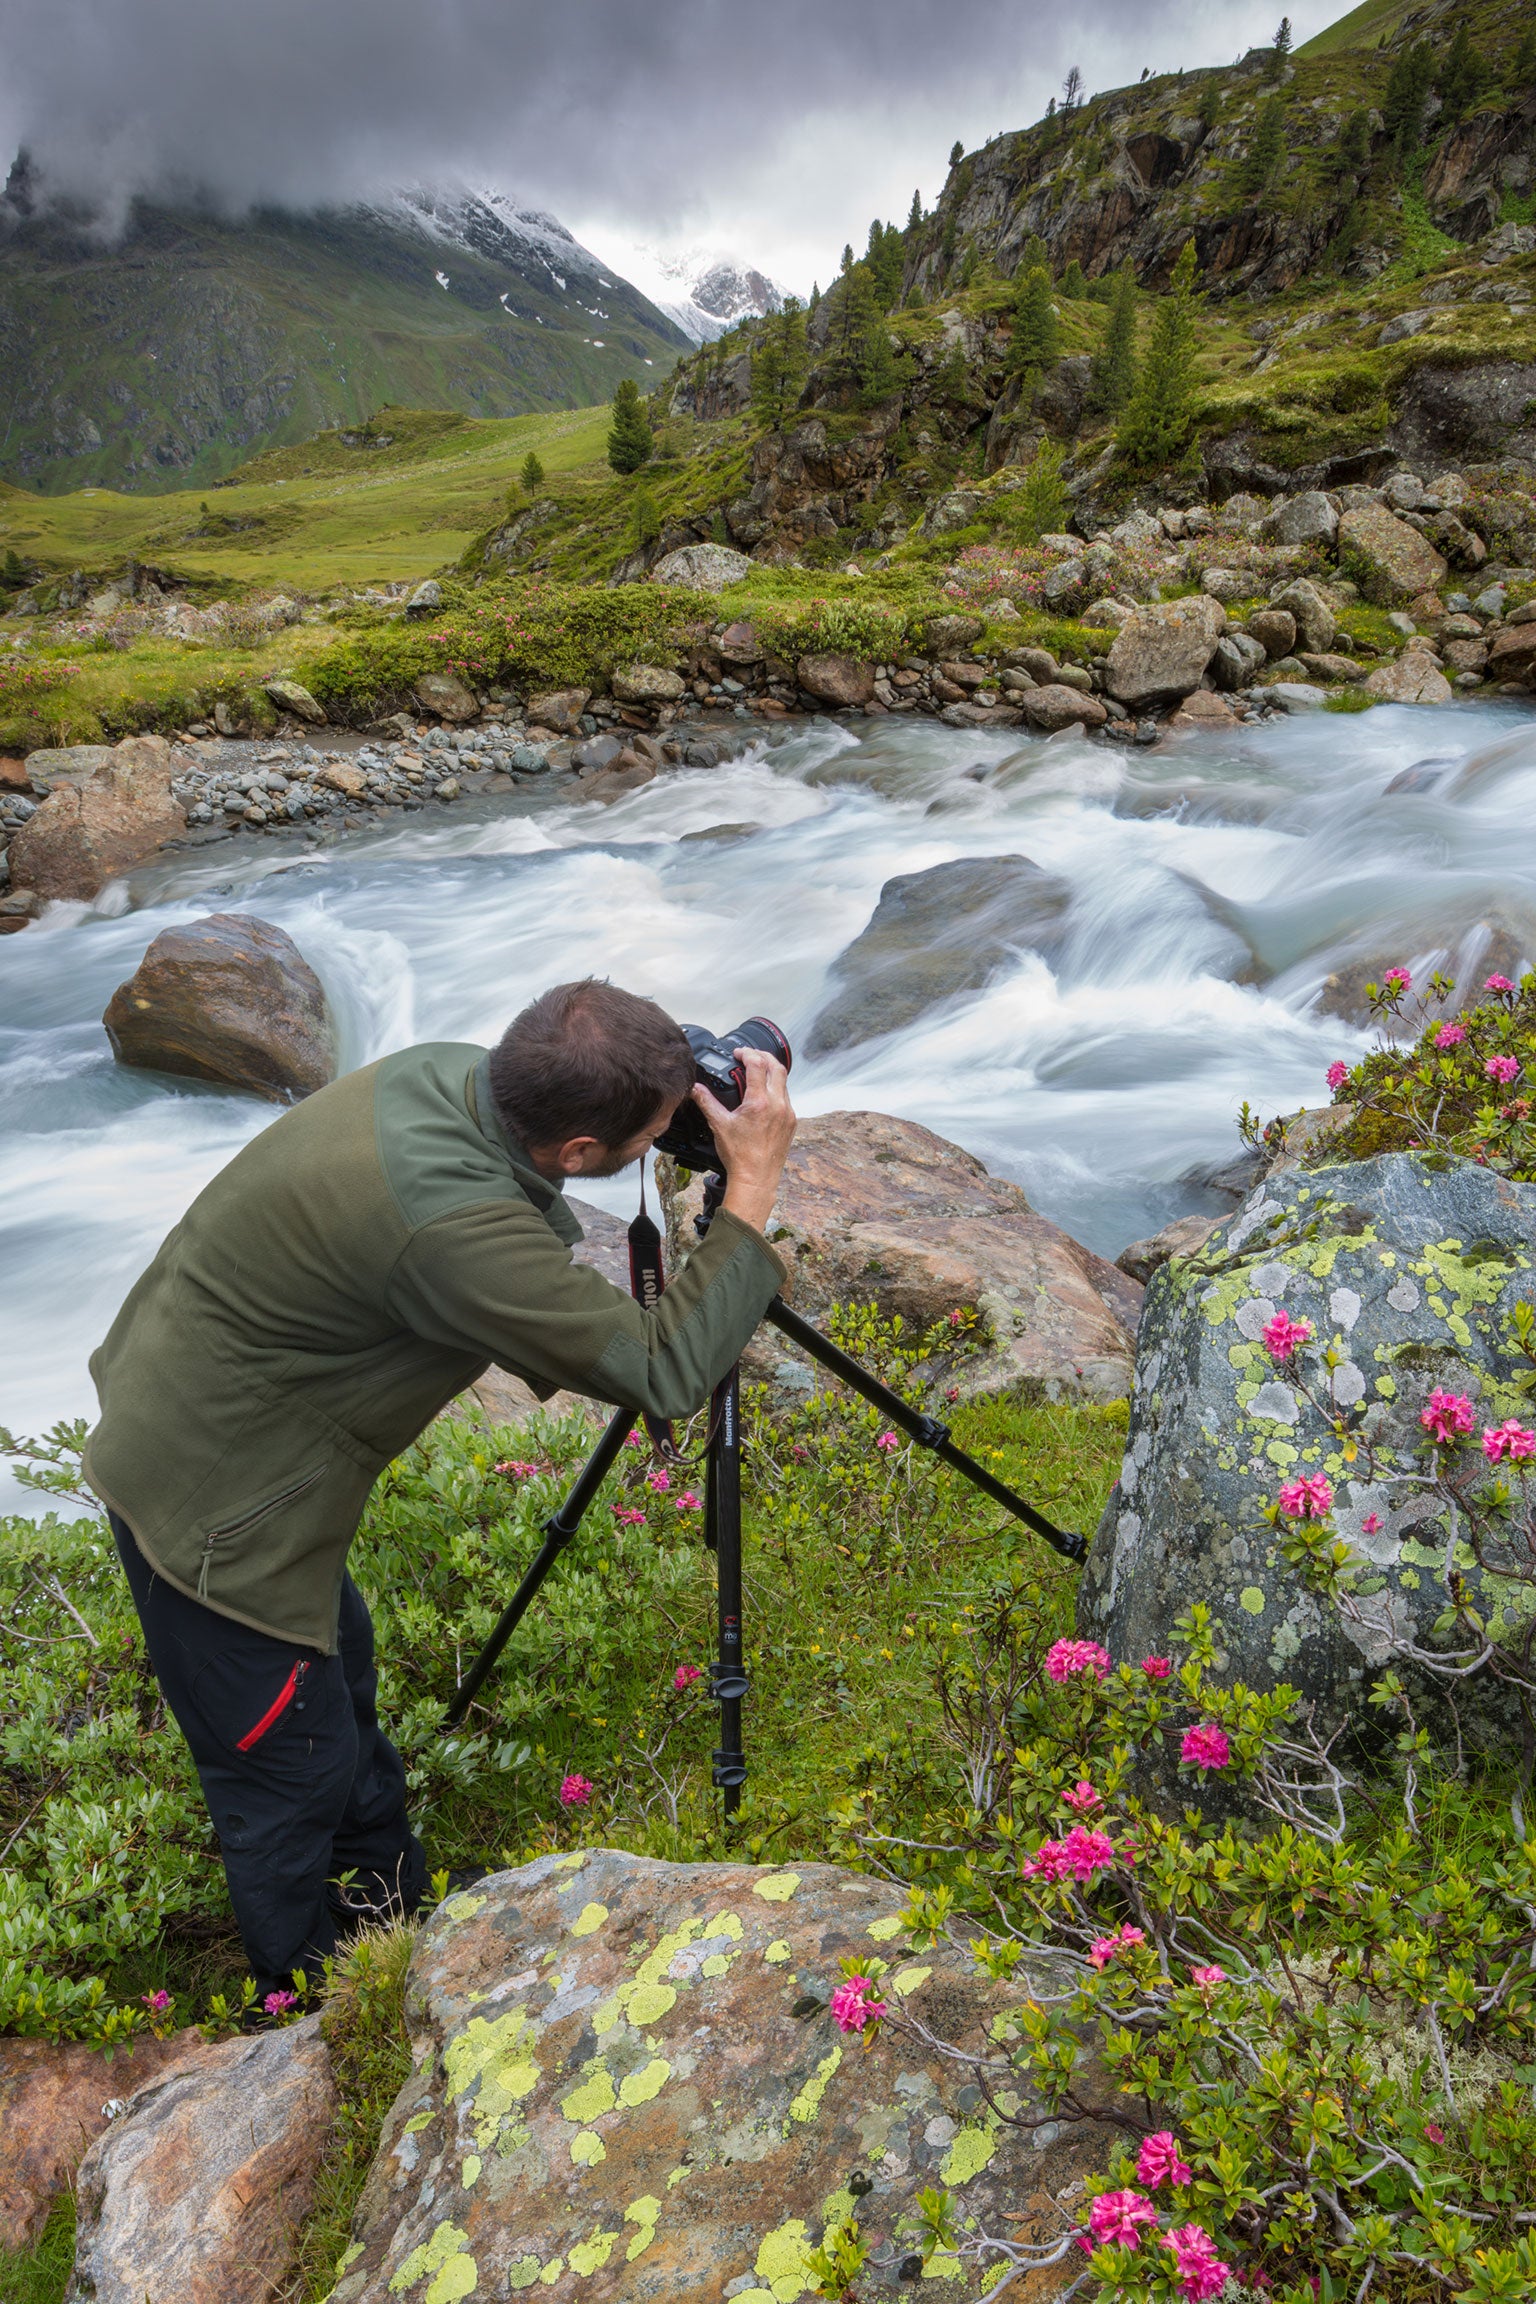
[1078,1152,1536,1752]
[328,1850,1093,2303]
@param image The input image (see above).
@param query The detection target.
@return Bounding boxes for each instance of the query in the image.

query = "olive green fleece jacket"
[83,1042,786,1652]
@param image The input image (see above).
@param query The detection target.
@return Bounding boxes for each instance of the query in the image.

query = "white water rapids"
[5,700,1536,1515]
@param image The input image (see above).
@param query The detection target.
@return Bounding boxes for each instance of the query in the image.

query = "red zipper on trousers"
[237,1661,309,1751]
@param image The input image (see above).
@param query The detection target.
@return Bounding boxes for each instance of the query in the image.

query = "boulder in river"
[1362,651,1453,705]
[1078,1151,1536,1757]
[1021,683,1107,731]
[18,744,115,794]
[103,913,337,1102]
[797,652,876,708]
[667,1110,1141,1403]
[525,687,591,735]
[806,855,1073,1053]
[610,662,686,705]
[1103,596,1226,709]
[325,1849,1095,2304]
[1487,623,1536,686]
[8,735,185,901]
[1114,1211,1221,1285]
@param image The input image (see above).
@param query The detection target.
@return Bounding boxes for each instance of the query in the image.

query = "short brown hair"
[489,978,695,1150]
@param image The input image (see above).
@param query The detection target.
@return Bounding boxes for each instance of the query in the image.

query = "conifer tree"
[866,218,905,307]
[1117,239,1200,469]
[1197,79,1222,132]
[1334,107,1372,176]
[630,483,660,550]
[1086,261,1138,414]
[1008,266,1060,386]
[1007,437,1069,542]
[1438,22,1486,121]
[1267,16,1291,78]
[1062,64,1083,115]
[1059,256,1087,298]
[1383,41,1434,157]
[1240,95,1288,197]
[519,450,545,495]
[606,377,652,474]
[749,297,808,428]
[1020,232,1051,277]
[808,282,821,316]
[906,188,924,231]
[949,140,965,169]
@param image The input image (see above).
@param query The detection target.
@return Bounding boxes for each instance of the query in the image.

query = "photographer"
[83,978,795,2003]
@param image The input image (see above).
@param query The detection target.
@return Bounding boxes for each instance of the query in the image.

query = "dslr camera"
[653,1017,792,1170]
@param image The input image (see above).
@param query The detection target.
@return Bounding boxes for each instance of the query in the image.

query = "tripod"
[442,1173,1088,1814]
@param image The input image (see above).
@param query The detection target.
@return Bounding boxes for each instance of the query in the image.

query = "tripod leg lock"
[709,1666,751,1702]
[911,1414,951,1450]
[712,1751,748,1788]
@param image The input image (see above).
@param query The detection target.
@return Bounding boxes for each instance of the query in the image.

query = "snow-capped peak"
[566,232,784,343]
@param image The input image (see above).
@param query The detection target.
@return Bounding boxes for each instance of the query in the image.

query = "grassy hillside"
[1296,0,1421,56]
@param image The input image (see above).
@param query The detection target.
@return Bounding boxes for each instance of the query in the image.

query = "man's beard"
[589,1144,640,1178]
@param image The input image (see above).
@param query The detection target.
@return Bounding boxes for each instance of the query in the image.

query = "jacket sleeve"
[384,1199,787,1419]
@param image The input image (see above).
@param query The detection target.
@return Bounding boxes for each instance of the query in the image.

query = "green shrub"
[751,595,915,663]
[1301,971,1536,1178]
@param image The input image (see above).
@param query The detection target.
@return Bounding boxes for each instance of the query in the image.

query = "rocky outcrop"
[1103,596,1226,709]
[0,2032,208,2252]
[1078,1152,1536,1755]
[1113,1211,1222,1285]
[327,1850,1094,2304]
[807,857,1072,1053]
[103,913,337,1101]
[17,744,116,794]
[650,543,754,590]
[8,735,186,901]
[610,662,686,705]
[66,2016,335,2304]
[667,1110,1141,1403]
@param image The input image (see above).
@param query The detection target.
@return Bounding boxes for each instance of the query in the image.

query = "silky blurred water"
[5,700,1536,1514]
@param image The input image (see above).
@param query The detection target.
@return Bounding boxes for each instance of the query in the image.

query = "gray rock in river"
[805,855,1073,1054]
[1078,1151,1536,1760]
[103,913,337,1103]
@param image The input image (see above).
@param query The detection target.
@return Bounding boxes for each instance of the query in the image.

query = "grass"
[0,2196,74,2304]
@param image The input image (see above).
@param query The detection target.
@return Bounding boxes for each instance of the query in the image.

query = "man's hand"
[693,1050,796,1235]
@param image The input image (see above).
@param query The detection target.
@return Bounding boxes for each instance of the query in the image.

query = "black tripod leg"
[706,1365,749,1814]
[440,1404,634,1730]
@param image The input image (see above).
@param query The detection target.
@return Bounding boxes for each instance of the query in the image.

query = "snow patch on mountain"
[571,233,783,342]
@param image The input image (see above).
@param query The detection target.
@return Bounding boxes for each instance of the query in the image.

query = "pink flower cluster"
[1083,2186,1227,2300]
[1483,1420,1536,1464]
[1138,2131,1193,2189]
[1180,1723,1231,1771]
[1261,1310,1313,1360]
[1046,1638,1112,1682]
[624,1428,646,1449]
[1189,1964,1227,1990]
[646,1469,671,1493]
[1421,1390,1475,1444]
[1088,1924,1145,1969]
[1434,1023,1466,1050]
[673,1663,703,1692]
[613,1505,647,1526]
[141,1988,172,2014]
[1142,1655,1172,1679]
[1163,2223,1231,2299]
[830,1974,887,2033]
[558,1772,594,1808]
[676,1490,703,1511]
[1486,973,1516,994]
[495,1459,541,1479]
[875,1430,899,1453]
[1278,1474,1333,1521]
[1326,1060,1349,1091]
[264,1989,298,2015]
[1023,1826,1121,1884]
[1062,1779,1101,1812]
[1088,2189,1158,2245]
[1384,967,1412,990]
[1486,1054,1522,1085]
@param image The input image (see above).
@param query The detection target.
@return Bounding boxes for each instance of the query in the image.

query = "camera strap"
[627,1170,682,1459]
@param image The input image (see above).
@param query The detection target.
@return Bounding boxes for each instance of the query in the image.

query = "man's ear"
[557,1135,601,1175]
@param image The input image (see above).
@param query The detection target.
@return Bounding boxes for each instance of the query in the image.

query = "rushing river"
[5,700,1536,1515]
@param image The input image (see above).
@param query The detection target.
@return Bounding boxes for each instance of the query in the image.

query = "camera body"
[653,1017,791,1169]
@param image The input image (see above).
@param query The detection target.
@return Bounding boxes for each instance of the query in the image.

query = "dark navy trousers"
[111,1513,425,1996]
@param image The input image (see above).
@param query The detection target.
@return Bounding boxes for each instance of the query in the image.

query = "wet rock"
[0,2032,207,2252]
[1314,914,1533,1027]
[1246,609,1297,660]
[8,735,185,901]
[1021,682,1107,732]
[1267,680,1328,711]
[412,671,479,722]
[1114,1211,1221,1285]
[103,913,337,1102]
[263,678,327,724]
[806,856,1073,1054]
[572,734,626,775]
[1337,506,1449,606]
[1077,1153,1536,1758]
[1164,689,1238,734]
[1486,624,1536,685]
[1259,490,1338,547]
[671,1110,1140,1403]
[1269,580,1336,654]
[327,1850,1096,2304]
[524,688,591,736]
[19,744,115,794]
[610,662,686,705]
[1103,596,1226,710]
[67,2015,334,2304]
[650,542,754,590]
[1362,653,1453,705]
[796,653,876,709]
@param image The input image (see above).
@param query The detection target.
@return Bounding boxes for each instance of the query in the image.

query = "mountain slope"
[0,177,690,494]
[577,237,785,342]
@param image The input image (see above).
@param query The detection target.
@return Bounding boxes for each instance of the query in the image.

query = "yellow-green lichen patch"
[461,2154,482,2188]
[821,2186,856,2228]
[570,1900,609,1938]
[701,1953,730,1977]
[764,1938,792,1963]
[624,2195,662,2260]
[618,2056,671,2107]
[921,2249,965,2279]
[507,2261,543,2292]
[570,2129,607,2166]
[443,2010,541,2150]
[1239,1586,1266,1615]
[707,1908,745,1938]
[941,2123,999,2186]
[625,1980,677,2027]
[389,2222,475,2298]
[891,1964,933,1997]
[754,2217,812,2300]
[561,2067,617,2123]
[555,1851,587,1871]
[753,1872,801,1902]
[403,2111,434,2134]
[788,2043,843,2125]
[335,2243,364,2275]
[441,1893,485,1923]
[568,2229,620,2277]
[538,2261,563,2286]
[867,1914,904,1942]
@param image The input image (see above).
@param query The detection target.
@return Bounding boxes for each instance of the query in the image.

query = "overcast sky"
[2,0,1342,293]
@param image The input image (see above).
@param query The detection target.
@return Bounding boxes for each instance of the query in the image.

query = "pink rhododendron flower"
[948,1308,965,1327]
[1361,1512,1383,1535]
[613,1505,647,1526]
[1483,1420,1536,1464]
[1424,2121,1446,2144]
[1326,1060,1348,1090]
[673,1663,703,1692]
[646,1470,671,1493]
[875,1430,899,1453]
[1023,1826,1120,1884]
[1087,2189,1158,2246]
[1486,1054,1521,1085]
[830,1975,887,2033]
[1062,1779,1101,1811]
[944,1385,960,1403]
[1161,2223,1231,2301]
[1486,974,1515,994]
[1433,1023,1466,1050]
[264,1989,298,2015]
[1262,1311,1313,1360]
[1142,1655,1172,1679]
[1384,967,1411,990]
[1180,1723,1231,1771]
[1088,1924,1145,1969]
[1189,1965,1226,1989]
[1137,2132,1193,2189]
[1421,1390,1475,1444]
[494,1459,540,1479]
[1046,1637,1112,1682]
[1278,1474,1333,1521]
[675,1490,703,1510]
[624,1428,646,1447]
[142,1989,172,2013]
[558,1773,594,1808]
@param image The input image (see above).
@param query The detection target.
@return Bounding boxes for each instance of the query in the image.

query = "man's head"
[488,979,696,1181]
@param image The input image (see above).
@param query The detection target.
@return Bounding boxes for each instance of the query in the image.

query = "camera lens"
[652,1017,791,1167]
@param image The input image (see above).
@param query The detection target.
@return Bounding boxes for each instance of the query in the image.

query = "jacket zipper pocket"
[237,1660,310,1751]
[197,1463,328,1598]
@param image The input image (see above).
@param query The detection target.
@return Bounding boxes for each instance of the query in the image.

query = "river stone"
[412,671,479,723]
[1077,1151,1536,1757]
[796,652,876,708]
[718,618,763,663]
[922,613,986,652]
[610,662,685,705]
[1487,624,1536,685]
[8,735,185,901]
[1337,506,1449,606]
[1103,596,1226,709]
[327,1850,1094,2304]
[1245,609,1297,660]
[19,744,115,794]
[1267,680,1329,711]
[525,688,591,736]
[0,2032,208,2252]
[1114,1211,1221,1285]
[667,1111,1141,1404]
[1362,652,1453,705]
[1021,682,1108,732]
[1269,580,1336,654]
[103,913,337,1102]
[1259,490,1338,547]
[650,542,753,590]
[807,856,1073,1053]
[66,2016,334,2304]
[263,678,328,724]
